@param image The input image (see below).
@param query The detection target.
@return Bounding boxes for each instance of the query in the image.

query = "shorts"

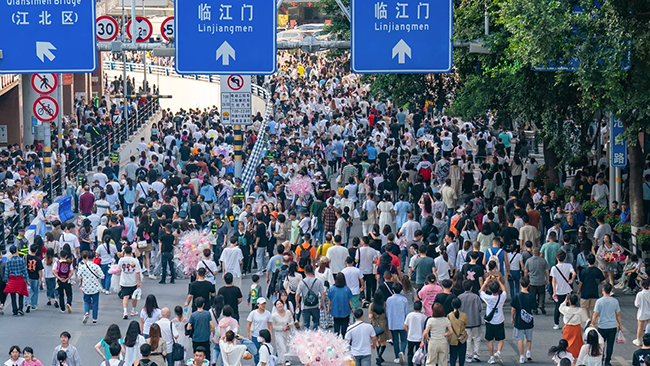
[485,322,505,341]
[513,327,533,341]
[121,285,137,298]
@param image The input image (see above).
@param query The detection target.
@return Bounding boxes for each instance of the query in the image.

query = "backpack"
[263,344,278,366]
[250,284,260,305]
[274,267,289,294]
[298,243,312,269]
[302,279,319,307]
[418,165,432,181]
[487,248,503,272]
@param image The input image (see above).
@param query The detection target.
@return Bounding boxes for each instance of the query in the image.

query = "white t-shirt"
[197,259,219,284]
[59,232,80,257]
[341,266,364,295]
[345,321,376,357]
[247,310,272,337]
[221,247,243,278]
[480,291,507,325]
[434,256,451,281]
[356,246,380,275]
[593,224,612,247]
[404,312,427,342]
[400,220,421,244]
[96,243,118,265]
[118,256,142,287]
[507,252,522,271]
[327,245,349,274]
[93,172,109,188]
[258,343,274,366]
[551,263,574,296]
[140,308,162,335]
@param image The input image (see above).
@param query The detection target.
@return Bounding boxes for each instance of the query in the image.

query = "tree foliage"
[361,74,457,110]
[319,0,350,40]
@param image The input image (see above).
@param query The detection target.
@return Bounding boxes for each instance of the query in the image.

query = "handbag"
[137,240,148,249]
[373,324,384,336]
[170,323,184,361]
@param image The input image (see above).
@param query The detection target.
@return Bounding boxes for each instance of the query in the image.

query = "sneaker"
[170,280,175,284]
[393,359,400,364]
[553,324,560,330]
[634,338,643,347]
[614,282,624,289]
[494,352,502,364]
[25,305,31,313]
[31,307,37,311]
[66,304,72,313]
[487,356,496,364]
[158,280,166,284]
[54,301,59,308]
[624,288,632,294]
[465,357,473,363]
[0,305,4,315]
[519,355,525,364]
[541,308,546,315]
[473,354,481,362]
[148,274,157,280]
[61,309,67,314]
[47,301,52,306]
[93,320,98,324]
[83,313,89,324]
[17,310,24,316]
[398,352,405,365]
[123,312,128,320]
[526,350,532,361]
[130,310,138,316]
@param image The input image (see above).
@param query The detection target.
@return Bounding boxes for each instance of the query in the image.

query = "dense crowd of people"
[2,50,650,366]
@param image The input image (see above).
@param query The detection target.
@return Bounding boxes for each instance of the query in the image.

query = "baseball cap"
[256,297,267,305]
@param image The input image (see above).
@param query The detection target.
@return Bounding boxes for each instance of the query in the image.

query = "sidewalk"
[117,109,161,168]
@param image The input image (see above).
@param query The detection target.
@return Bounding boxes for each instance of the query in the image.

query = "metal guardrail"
[103,61,270,100]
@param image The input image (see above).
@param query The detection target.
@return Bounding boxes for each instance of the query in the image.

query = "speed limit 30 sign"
[96,16,119,42]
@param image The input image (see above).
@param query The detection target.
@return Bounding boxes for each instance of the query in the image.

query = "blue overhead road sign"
[0,0,96,73]
[351,0,453,74]
[175,0,277,75]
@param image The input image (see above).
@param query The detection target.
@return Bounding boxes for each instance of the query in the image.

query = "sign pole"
[57,73,63,150]
[43,120,53,200]
[234,124,242,178]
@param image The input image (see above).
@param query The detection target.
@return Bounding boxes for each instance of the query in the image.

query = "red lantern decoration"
[308,2,312,6]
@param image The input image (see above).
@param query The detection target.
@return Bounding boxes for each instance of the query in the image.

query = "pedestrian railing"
[104,61,270,100]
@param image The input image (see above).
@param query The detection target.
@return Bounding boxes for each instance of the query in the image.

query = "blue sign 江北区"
[175,0,276,75]
[351,0,452,74]
[610,117,627,167]
[0,0,96,73]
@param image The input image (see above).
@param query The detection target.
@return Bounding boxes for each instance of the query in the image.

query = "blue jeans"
[391,329,407,359]
[509,270,521,296]
[66,187,78,213]
[160,252,176,282]
[28,278,39,307]
[100,264,112,291]
[45,277,58,300]
[400,249,408,270]
[355,355,371,366]
[124,202,133,217]
[447,208,455,226]
[256,247,267,273]
[251,336,261,365]
[212,342,221,366]
[83,292,100,320]
[302,307,320,330]
[314,222,325,244]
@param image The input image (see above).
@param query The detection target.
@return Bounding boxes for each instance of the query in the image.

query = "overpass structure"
[103,61,270,114]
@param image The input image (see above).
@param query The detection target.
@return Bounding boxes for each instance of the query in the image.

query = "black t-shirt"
[434,292,457,315]
[217,285,243,317]
[511,291,536,329]
[180,146,191,161]
[500,227,519,248]
[382,243,401,257]
[632,348,650,366]
[185,163,199,176]
[189,203,203,226]
[255,222,268,248]
[425,243,439,260]
[160,204,176,221]
[26,254,44,280]
[109,226,124,250]
[476,139,487,153]
[461,263,485,294]
[160,233,175,253]
[536,202,553,226]
[133,204,147,218]
[465,251,485,266]
[579,266,605,299]
[188,280,215,311]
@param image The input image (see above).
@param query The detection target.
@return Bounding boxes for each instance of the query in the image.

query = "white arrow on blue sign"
[175,0,277,75]
[351,0,453,74]
[0,0,96,73]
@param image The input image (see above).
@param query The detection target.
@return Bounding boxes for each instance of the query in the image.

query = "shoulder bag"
[170,322,184,361]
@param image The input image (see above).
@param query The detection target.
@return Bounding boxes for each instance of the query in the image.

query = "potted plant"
[638,231,650,252]
[592,206,608,218]
[568,155,583,168]
[604,213,620,228]
[581,201,599,218]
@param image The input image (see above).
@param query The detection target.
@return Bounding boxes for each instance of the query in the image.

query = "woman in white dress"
[377,194,394,233]
[123,321,146,366]
[271,299,294,364]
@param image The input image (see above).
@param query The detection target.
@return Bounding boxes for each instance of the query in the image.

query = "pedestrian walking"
[591,283,622,366]
[345,309,377,366]
[78,250,105,323]
[4,245,28,316]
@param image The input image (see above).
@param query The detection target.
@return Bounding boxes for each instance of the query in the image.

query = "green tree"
[319,0,350,39]
[499,0,650,233]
